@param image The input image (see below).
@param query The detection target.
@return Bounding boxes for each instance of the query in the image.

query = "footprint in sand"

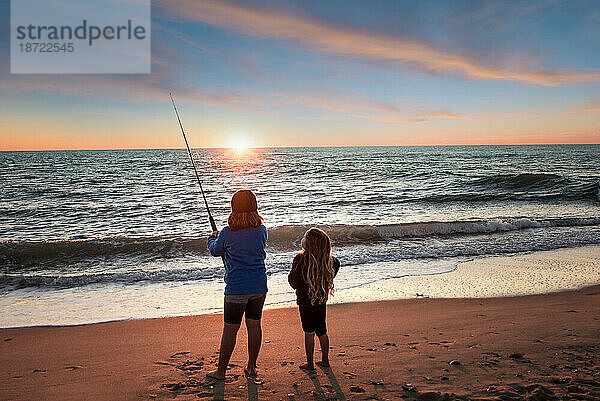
[154,361,176,366]
[177,359,204,371]
[169,351,191,358]
[349,385,365,393]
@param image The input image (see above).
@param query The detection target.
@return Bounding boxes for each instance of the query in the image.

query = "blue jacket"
[207,225,268,295]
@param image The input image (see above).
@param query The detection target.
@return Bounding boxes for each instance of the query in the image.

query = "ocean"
[1,145,599,327]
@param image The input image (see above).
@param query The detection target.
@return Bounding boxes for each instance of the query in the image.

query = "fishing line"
[169,93,218,233]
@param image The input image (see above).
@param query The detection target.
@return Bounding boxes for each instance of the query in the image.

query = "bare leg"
[300,332,315,370]
[245,317,262,377]
[316,333,330,367]
[207,323,241,380]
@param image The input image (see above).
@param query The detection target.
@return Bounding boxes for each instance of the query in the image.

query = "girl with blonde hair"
[288,227,340,370]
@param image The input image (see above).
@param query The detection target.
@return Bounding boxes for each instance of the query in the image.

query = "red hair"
[227,189,263,231]
[228,211,263,231]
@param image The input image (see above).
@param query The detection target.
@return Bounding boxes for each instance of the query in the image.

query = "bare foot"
[206,370,225,380]
[316,361,330,368]
[244,367,257,378]
[300,363,315,371]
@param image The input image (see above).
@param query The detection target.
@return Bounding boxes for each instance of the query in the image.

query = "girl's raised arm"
[207,230,226,257]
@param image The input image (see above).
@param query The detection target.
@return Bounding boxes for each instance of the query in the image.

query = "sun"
[228,135,250,152]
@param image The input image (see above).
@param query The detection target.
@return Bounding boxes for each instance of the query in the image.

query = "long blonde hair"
[301,227,336,305]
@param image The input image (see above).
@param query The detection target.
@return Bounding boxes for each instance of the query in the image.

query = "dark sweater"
[288,253,340,306]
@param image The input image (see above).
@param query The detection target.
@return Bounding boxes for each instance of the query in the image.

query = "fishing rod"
[170,93,218,233]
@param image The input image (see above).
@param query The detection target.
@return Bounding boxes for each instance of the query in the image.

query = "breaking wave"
[2,216,599,268]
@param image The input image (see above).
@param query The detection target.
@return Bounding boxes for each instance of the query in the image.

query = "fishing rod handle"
[209,215,218,232]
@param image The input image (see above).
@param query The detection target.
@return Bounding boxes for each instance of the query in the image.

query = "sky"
[1,0,599,150]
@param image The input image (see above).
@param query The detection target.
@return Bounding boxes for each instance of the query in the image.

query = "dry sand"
[1,247,599,400]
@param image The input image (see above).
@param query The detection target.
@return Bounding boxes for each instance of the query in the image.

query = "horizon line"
[1,142,600,152]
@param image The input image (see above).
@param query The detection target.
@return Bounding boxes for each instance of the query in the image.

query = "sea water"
[1,145,599,327]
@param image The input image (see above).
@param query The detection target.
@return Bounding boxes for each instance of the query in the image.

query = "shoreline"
[330,244,600,303]
[1,247,599,400]
[2,244,599,329]
[2,286,598,400]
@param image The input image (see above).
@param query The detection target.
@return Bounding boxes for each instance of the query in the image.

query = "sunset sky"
[1,0,599,150]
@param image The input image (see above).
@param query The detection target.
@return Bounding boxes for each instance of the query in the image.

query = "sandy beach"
[2,247,599,401]
[3,1,599,398]
[3,1,600,399]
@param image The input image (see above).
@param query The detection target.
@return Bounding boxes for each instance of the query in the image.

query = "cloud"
[0,36,262,110]
[0,13,463,125]
[575,100,600,113]
[0,75,262,111]
[272,90,463,123]
[0,55,460,124]
[154,0,600,86]
[349,114,428,124]
[0,69,456,123]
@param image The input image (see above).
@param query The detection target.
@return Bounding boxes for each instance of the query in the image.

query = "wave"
[3,225,600,290]
[271,217,600,244]
[2,217,600,269]
[422,173,600,203]
[329,174,599,205]
[474,173,562,187]
[468,173,599,202]
[0,267,222,289]
[0,236,206,268]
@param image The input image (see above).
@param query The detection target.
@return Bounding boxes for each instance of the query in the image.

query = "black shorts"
[223,293,266,324]
[298,304,327,336]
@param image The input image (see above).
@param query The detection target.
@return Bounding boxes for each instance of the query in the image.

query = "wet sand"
[331,245,600,303]
[1,249,599,400]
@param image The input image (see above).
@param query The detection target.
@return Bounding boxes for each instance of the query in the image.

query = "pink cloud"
[155,0,600,86]
[275,91,462,123]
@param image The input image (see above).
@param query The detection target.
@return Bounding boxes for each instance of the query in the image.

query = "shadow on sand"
[302,365,347,401]
[209,377,259,400]
[207,366,346,400]
[247,377,259,401]
[211,380,225,400]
